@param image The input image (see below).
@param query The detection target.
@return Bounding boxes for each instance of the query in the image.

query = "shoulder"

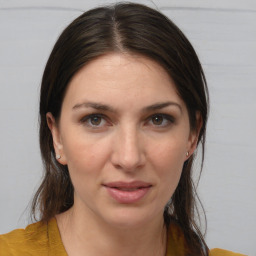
[210,248,247,256]
[0,220,48,255]
[0,218,66,256]
[166,220,246,256]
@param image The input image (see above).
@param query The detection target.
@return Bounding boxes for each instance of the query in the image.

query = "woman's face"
[48,53,198,228]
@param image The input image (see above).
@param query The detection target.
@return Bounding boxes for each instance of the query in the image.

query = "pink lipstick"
[103,181,152,204]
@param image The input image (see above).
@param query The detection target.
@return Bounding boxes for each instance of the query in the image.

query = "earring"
[56,154,61,160]
[186,152,189,157]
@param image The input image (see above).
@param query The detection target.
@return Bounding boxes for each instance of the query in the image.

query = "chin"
[102,207,161,229]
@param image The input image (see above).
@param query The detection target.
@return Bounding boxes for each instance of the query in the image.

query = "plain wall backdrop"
[0,0,255,255]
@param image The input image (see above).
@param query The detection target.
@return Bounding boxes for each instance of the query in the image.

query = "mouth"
[103,181,152,204]
[111,187,145,191]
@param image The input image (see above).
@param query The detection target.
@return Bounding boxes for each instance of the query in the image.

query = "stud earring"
[186,152,189,157]
[56,154,61,160]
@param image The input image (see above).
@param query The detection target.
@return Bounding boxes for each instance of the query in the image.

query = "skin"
[47,53,200,256]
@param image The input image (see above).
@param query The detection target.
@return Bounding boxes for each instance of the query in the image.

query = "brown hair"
[32,2,209,254]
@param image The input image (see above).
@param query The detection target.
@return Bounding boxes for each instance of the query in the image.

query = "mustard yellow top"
[0,218,246,256]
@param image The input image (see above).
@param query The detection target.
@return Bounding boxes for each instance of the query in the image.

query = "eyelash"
[80,113,175,129]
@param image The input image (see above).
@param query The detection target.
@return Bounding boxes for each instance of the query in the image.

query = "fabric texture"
[0,218,67,256]
[0,218,246,256]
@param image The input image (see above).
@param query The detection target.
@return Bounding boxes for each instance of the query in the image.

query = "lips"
[103,181,152,204]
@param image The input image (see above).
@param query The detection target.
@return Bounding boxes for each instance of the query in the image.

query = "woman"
[0,3,245,256]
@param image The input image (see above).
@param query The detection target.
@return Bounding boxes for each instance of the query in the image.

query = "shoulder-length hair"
[32,3,209,255]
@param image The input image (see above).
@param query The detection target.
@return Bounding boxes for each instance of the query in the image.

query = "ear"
[46,112,67,165]
[186,112,203,160]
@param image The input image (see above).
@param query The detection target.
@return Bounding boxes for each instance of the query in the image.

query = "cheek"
[150,138,187,170]
[149,140,186,193]
[62,139,107,198]
[61,134,107,174]
[158,150,184,187]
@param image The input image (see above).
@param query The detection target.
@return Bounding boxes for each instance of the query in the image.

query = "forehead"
[62,53,184,110]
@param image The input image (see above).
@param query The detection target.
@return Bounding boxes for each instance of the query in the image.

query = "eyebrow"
[142,102,182,112]
[72,102,115,112]
[72,101,181,112]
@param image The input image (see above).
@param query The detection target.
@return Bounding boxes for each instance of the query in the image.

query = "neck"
[56,206,167,256]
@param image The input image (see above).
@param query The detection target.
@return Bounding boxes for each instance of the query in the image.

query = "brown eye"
[151,115,164,125]
[148,114,174,128]
[81,114,107,128]
[90,116,102,126]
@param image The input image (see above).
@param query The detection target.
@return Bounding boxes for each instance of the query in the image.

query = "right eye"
[80,114,107,128]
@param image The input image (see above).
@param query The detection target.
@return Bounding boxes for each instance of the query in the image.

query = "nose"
[110,126,145,172]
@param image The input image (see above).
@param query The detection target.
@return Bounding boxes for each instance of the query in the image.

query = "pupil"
[91,116,101,125]
[153,115,163,125]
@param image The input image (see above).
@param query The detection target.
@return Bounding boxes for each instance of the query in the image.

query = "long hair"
[32,2,209,254]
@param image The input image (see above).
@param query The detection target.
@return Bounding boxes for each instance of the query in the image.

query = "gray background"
[0,0,255,255]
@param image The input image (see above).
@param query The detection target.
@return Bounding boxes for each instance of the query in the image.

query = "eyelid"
[151,113,175,121]
[80,113,104,122]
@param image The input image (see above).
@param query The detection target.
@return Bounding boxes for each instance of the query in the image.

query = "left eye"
[149,114,174,127]
[151,115,164,125]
